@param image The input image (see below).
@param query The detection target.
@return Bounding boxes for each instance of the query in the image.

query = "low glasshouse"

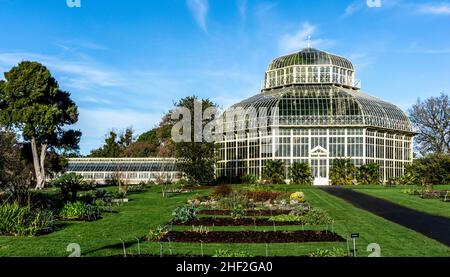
[215,48,415,185]
[66,158,180,184]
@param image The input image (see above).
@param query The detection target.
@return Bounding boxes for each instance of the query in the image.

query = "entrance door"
[310,146,329,186]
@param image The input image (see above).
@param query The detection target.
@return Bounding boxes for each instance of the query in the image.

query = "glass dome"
[268,48,354,70]
[264,48,356,89]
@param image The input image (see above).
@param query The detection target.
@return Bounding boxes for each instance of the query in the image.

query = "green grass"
[351,185,450,218]
[0,185,448,257]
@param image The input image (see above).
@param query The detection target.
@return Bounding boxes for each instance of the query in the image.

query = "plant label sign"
[351,233,359,238]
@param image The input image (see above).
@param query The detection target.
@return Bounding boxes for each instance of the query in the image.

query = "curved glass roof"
[268,48,354,71]
[221,85,413,133]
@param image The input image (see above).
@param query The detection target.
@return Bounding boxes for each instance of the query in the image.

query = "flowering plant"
[290,192,305,203]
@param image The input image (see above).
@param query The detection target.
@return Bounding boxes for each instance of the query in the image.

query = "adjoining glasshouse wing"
[66,158,181,184]
[215,48,414,185]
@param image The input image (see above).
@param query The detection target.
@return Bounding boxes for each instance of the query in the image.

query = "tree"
[0,131,34,204]
[0,62,81,189]
[404,153,450,186]
[289,162,312,185]
[263,160,285,184]
[357,163,380,185]
[134,117,174,157]
[330,158,357,186]
[170,96,217,184]
[121,141,157,157]
[409,93,450,155]
[89,128,134,157]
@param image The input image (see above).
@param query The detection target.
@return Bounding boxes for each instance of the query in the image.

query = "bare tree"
[409,93,450,155]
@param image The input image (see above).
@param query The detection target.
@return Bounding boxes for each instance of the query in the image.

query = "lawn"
[0,185,449,257]
[352,185,450,218]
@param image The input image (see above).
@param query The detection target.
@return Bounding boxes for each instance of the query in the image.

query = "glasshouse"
[66,158,180,184]
[215,48,415,185]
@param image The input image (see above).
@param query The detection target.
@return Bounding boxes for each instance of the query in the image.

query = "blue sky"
[1,0,450,154]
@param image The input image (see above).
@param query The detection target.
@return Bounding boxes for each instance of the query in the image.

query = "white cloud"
[187,0,209,32]
[0,52,123,91]
[343,2,365,17]
[278,22,333,54]
[237,0,247,20]
[418,2,450,15]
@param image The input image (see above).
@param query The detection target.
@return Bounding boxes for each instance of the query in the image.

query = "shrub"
[212,184,232,198]
[357,163,380,185]
[213,250,253,257]
[109,190,127,200]
[241,174,257,185]
[289,162,312,185]
[404,153,450,186]
[52,173,86,202]
[301,208,333,225]
[0,202,54,236]
[330,159,357,186]
[309,248,347,257]
[59,201,102,221]
[147,225,168,241]
[171,205,198,223]
[290,192,305,203]
[95,189,108,199]
[263,160,285,184]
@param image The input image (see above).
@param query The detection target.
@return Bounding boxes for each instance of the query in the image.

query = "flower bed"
[172,217,303,226]
[198,209,293,216]
[157,230,344,243]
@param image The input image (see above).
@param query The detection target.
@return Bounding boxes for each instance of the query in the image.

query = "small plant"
[242,174,257,185]
[59,201,102,221]
[147,225,168,241]
[171,205,198,223]
[217,191,254,210]
[127,183,147,193]
[244,190,284,202]
[213,249,253,257]
[268,214,302,222]
[230,205,246,219]
[289,205,309,216]
[401,188,421,195]
[110,190,127,200]
[309,247,347,257]
[290,191,305,203]
[192,225,210,234]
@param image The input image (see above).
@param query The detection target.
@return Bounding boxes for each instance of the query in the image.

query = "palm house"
[215,48,414,185]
